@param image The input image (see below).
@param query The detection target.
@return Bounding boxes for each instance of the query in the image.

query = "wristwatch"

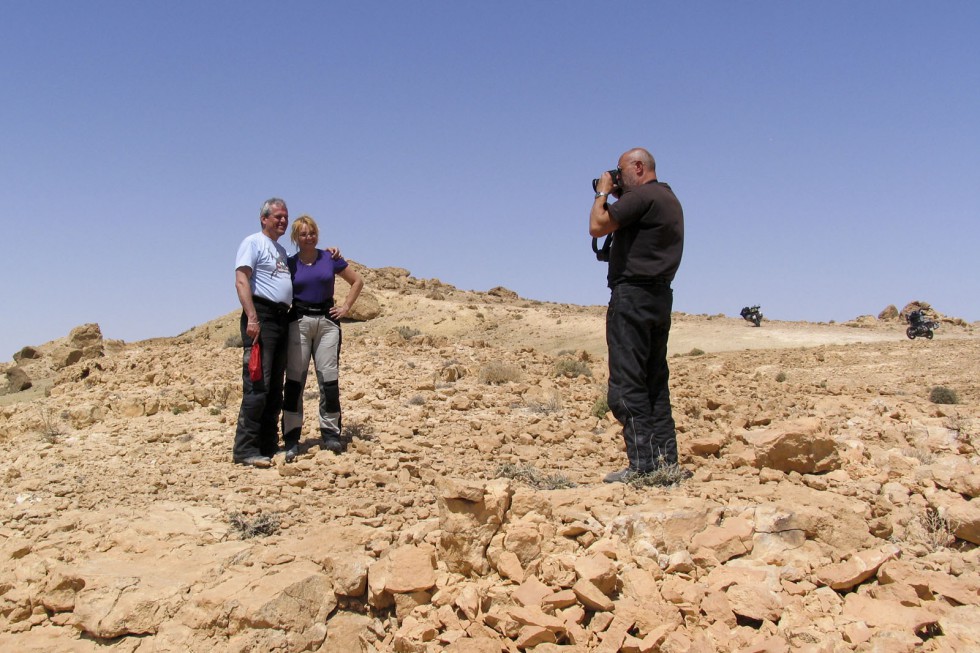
[595,191,609,199]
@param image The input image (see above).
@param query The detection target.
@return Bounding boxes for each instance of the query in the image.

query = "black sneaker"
[284,445,299,463]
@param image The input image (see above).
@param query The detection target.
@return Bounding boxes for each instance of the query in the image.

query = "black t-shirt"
[606,180,684,287]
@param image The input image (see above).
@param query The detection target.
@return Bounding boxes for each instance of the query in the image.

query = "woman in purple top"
[281,215,364,459]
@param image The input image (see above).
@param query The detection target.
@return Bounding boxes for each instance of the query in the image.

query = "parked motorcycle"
[740,305,763,327]
[906,310,939,340]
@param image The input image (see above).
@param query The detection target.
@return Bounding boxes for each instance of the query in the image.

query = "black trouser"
[606,282,677,471]
[233,301,289,459]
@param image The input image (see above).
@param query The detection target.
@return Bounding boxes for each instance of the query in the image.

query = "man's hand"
[325,247,342,260]
[246,321,260,341]
[595,170,615,195]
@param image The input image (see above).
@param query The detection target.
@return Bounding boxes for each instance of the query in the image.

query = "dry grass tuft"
[479,362,522,385]
[228,511,281,539]
[495,463,576,490]
[929,386,958,405]
[37,406,65,443]
[627,463,692,488]
[526,392,562,415]
[343,420,375,442]
[553,358,592,378]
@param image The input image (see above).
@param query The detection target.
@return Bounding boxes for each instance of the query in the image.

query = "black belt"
[614,276,672,288]
[253,295,290,315]
[293,298,334,316]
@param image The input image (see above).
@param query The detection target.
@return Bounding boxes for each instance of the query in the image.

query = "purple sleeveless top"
[287,251,348,304]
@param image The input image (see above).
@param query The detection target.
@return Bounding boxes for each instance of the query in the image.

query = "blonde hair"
[290,215,319,246]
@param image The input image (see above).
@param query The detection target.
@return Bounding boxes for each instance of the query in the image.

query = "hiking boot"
[320,433,343,454]
[603,467,639,484]
[234,455,272,468]
[284,445,299,463]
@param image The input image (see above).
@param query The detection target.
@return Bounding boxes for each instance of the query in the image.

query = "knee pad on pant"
[283,379,303,412]
[320,380,340,413]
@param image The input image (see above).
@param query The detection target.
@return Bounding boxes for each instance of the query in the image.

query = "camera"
[592,168,622,194]
[591,169,621,263]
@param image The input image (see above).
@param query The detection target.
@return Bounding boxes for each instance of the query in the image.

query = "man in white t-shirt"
[232,198,293,467]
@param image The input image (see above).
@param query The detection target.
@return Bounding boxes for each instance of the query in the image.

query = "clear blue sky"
[3,1,978,355]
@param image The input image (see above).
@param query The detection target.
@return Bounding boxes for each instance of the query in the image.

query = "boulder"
[741,418,841,474]
[877,305,899,320]
[12,345,42,362]
[338,289,381,321]
[3,365,31,393]
[813,544,901,590]
[436,478,513,575]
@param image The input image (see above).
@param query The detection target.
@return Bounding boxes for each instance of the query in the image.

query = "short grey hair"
[260,197,287,218]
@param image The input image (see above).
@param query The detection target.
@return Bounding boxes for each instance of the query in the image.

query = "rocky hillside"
[0,265,977,652]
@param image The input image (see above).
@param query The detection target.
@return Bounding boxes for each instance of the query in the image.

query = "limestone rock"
[3,365,31,393]
[877,305,899,320]
[813,543,901,590]
[436,478,513,576]
[741,418,841,474]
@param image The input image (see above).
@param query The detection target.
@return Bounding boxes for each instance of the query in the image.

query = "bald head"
[618,147,657,189]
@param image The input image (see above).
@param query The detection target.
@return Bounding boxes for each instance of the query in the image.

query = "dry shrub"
[627,463,692,488]
[343,420,375,442]
[591,395,609,419]
[495,463,575,490]
[396,326,421,340]
[929,386,958,405]
[554,358,592,378]
[228,512,281,539]
[37,406,65,443]
[479,362,522,385]
[527,392,562,415]
[907,507,955,552]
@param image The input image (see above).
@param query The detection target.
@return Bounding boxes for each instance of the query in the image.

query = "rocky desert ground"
[0,264,977,653]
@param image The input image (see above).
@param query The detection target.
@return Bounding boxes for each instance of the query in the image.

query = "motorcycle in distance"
[740,305,763,327]
[906,310,939,340]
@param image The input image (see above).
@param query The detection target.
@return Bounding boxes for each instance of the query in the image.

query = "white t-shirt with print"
[235,232,292,305]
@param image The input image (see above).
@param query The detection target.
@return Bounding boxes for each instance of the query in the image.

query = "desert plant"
[627,462,692,488]
[396,326,421,340]
[903,446,935,465]
[591,395,609,419]
[224,334,243,348]
[553,358,592,378]
[929,386,958,405]
[37,407,64,443]
[526,392,562,415]
[228,511,281,539]
[775,371,787,383]
[478,361,522,385]
[343,420,375,442]
[686,348,705,357]
[408,394,426,406]
[916,507,955,551]
[495,463,576,490]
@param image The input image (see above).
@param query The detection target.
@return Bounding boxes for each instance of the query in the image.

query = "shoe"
[603,467,638,484]
[234,455,272,468]
[320,433,343,454]
[284,445,299,463]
